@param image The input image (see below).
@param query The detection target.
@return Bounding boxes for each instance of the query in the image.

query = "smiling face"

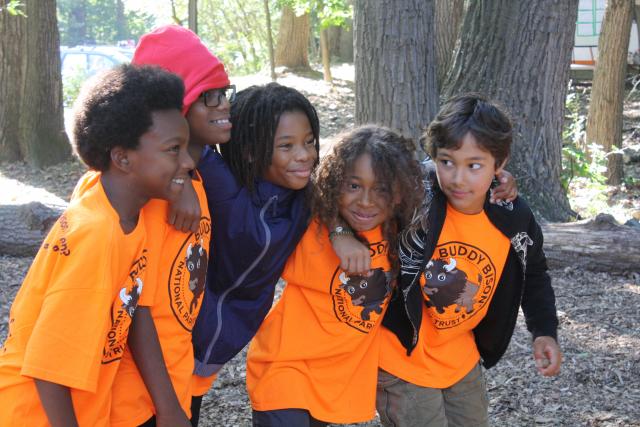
[338,153,396,232]
[186,90,232,148]
[126,109,194,201]
[435,132,505,215]
[262,110,318,190]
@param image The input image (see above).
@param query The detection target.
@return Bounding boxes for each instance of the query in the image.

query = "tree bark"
[264,0,276,81]
[435,0,464,90]
[0,0,71,167]
[443,0,578,222]
[275,6,311,70]
[585,0,634,186]
[0,0,23,162]
[354,0,439,147]
[541,214,640,273]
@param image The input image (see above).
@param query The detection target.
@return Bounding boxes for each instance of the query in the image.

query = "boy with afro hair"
[0,64,193,427]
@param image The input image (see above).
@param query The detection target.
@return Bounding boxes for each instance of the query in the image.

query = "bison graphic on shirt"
[339,268,391,321]
[422,258,480,314]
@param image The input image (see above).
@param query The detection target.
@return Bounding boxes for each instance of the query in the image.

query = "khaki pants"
[376,364,489,427]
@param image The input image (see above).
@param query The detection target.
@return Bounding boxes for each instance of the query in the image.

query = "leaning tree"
[353,0,439,146]
[443,0,578,221]
[585,0,634,185]
[0,0,70,167]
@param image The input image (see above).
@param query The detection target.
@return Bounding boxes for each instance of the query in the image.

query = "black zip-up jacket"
[382,166,559,369]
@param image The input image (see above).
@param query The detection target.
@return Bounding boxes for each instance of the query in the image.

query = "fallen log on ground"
[0,202,66,257]
[1,203,638,273]
[541,213,640,273]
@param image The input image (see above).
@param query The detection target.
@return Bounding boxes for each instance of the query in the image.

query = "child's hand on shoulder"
[490,169,517,204]
[331,233,371,275]
[168,178,201,233]
[532,336,562,377]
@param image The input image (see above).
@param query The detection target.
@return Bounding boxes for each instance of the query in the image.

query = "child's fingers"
[168,209,177,226]
[533,336,562,377]
[188,216,200,234]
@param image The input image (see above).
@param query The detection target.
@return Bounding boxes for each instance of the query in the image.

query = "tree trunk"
[0,0,70,167]
[443,0,578,222]
[115,0,126,40]
[585,0,634,186]
[275,6,311,70]
[69,1,87,45]
[188,0,198,34]
[320,26,332,83]
[354,0,439,147]
[541,214,640,273]
[328,20,354,63]
[435,0,464,90]
[264,0,276,81]
[0,1,23,162]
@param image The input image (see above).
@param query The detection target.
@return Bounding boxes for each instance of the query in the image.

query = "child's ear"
[111,147,132,173]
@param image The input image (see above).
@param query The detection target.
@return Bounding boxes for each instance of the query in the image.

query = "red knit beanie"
[133,25,230,115]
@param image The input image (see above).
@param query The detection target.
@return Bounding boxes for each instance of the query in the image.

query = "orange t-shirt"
[0,173,149,427]
[110,174,211,426]
[379,204,510,388]
[246,220,392,424]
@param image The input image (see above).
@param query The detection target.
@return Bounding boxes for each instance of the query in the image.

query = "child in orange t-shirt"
[0,64,193,427]
[378,94,562,426]
[246,125,425,426]
[105,25,231,427]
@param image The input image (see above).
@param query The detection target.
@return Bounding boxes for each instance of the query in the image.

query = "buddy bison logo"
[169,217,211,331]
[103,252,147,364]
[186,242,207,313]
[331,261,392,333]
[422,242,498,329]
[339,269,390,321]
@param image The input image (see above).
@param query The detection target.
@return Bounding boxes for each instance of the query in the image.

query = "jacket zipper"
[199,195,278,369]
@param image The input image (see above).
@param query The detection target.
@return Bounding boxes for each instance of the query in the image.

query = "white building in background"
[572,0,640,66]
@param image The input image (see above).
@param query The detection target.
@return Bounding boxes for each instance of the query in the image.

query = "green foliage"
[197,0,281,75]
[1,0,26,16]
[561,91,607,190]
[278,0,351,28]
[62,64,89,108]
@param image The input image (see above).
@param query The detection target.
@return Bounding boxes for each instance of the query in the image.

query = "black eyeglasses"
[202,85,236,107]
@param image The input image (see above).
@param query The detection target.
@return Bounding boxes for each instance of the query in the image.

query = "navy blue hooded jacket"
[192,147,310,377]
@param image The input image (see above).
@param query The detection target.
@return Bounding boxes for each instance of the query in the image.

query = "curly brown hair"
[312,125,424,274]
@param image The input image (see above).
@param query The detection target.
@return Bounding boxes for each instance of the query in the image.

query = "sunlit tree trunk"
[354,0,438,147]
[320,26,332,83]
[0,0,70,167]
[585,0,634,185]
[275,5,311,70]
[264,0,276,81]
[443,0,578,221]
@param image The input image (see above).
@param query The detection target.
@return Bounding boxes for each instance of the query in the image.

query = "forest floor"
[1,65,639,426]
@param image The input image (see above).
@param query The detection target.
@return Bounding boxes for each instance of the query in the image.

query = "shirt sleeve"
[20,224,118,392]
